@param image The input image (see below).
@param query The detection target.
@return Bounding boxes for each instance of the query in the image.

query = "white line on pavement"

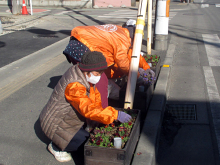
[202,34,220,66]
[201,4,209,8]
[56,11,72,15]
[203,66,220,156]
[112,11,137,13]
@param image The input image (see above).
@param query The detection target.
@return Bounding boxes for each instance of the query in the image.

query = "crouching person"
[39,51,131,162]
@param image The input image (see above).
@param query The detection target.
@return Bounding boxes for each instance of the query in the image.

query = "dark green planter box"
[84,109,140,165]
[119,82,154,120]
[149,56,161,80]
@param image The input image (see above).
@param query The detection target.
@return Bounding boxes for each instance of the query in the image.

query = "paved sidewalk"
[132,2,220,165]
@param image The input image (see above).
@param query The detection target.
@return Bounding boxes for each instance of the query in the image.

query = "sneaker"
[48,142,72,162]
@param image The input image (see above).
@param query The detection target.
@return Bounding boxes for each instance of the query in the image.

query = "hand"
[138,68,145,77]
[138,68,156,84]
[117,111,132,123]
[137,76,148,85]
[143,69,156,80]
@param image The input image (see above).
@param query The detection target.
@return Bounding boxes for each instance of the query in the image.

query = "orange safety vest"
[71,24,150,79]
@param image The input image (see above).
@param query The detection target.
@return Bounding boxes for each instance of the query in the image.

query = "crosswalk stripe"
[202,34,220,66]
[98,11,177,20]
[201,4,209,8]
[56,11,72,15]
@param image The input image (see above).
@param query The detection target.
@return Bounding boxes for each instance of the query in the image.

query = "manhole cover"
[165,104,197,120]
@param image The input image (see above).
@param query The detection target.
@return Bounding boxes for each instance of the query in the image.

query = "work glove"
[117,111,132,123]
[145,69,156,80]
[137,76,149,85]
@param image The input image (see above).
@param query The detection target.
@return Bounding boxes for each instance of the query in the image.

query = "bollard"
[154,0,170,50]
[12,0,21,15]
[0,20,2,34]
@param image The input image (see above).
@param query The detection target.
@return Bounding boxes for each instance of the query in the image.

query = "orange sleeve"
[65,82,118,124]
[139,55,150,70]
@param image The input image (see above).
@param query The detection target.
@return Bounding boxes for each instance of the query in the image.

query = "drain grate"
[165,104,197,120]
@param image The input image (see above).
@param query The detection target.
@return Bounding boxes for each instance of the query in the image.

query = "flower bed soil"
[84,109,140,165]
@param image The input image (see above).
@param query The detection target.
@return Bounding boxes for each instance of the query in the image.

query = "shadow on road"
[0,41,6,48]
[47,75,62,89]
[34,118,50,145]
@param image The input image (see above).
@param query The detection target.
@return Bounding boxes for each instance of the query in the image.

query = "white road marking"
[56,11,72,15]
[203,34,220,156]
[202,34,220,66]
[98,10,177,20]
[203,66,220,156]
[201,4,209,8]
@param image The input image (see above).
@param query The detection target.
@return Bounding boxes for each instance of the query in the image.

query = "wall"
[0,0,92,8]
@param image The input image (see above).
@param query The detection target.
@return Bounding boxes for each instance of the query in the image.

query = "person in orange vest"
[63,20,155,107]
[40,51,131,162]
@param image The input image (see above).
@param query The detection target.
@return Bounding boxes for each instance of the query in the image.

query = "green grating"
[165,104,197,120]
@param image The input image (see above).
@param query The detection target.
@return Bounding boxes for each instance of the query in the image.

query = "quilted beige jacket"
[40,64,90,150]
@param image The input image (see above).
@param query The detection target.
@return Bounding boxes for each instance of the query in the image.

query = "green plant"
[88,110,138,149]
[143,54,159,67]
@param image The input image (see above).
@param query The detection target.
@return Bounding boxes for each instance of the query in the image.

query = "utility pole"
[147,0,152,55]
[154,0,170,50]
[124,0,148,109]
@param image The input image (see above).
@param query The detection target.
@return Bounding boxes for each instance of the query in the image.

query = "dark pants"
[66,55,109,109]
[52,127,89,152]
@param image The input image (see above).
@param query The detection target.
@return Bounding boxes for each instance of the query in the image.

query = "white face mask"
[86,72,101,84]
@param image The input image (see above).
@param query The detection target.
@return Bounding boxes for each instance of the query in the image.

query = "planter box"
[119,83,154,120]
[84,109,140,165]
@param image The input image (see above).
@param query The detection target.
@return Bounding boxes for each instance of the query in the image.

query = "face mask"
[86,72,101,84]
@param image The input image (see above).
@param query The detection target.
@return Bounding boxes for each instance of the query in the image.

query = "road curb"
[0,37,70,101]
[132,44,175,165]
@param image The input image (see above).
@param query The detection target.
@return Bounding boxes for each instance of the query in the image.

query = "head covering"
[79,51,108,72]
[126,19,136,26]
[63,38,90,63]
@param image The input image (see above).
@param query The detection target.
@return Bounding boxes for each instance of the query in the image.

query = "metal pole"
[124,0,148,109]
[147,0,152,55]
[154,0,169,50]
[30,0,33,15]
[0,20,3,34]
[12,0,19,14]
